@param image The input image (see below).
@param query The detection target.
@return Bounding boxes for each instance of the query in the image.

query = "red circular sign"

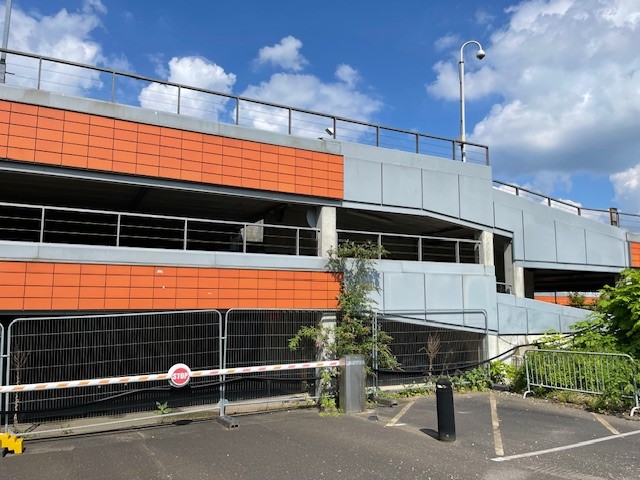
[168,363,191,388]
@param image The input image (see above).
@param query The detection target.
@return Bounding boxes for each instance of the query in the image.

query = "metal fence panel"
[374,312,488,388]
[524,349,640,416]
[222,309,335,406]
[5,310,222,434]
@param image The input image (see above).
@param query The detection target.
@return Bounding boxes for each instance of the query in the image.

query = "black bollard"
[436,377,456,441]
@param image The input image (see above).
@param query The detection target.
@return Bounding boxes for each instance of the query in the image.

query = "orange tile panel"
[24,285,53,298]
[64,111,90,124]
[38,106,65,120]
[137,123,160,135]
[183,131,203,143]
[10,103,38,115]
[89,124,114,138]
[23,298,53,310]
[0,298,25,310]
[0,285,26,298]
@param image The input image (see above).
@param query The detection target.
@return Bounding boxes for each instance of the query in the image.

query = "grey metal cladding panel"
[462,275,495,310]
[381,164,422,208]
[458,175,494,226]
[555,221,587,264]
[497,302,528,334]
[344,158,382,204]
[422,170,460,218]
[585,230,628,267]
[526,309,561,334]
[522,211,557,262]
[494,203,524,259]
[382,272,425,311]
[424,274,463,310]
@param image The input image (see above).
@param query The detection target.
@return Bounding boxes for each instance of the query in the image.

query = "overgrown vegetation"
[519,269,640,413]
[289,241,397,413]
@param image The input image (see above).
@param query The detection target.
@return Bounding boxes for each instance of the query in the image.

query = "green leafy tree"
[594,268,640,358]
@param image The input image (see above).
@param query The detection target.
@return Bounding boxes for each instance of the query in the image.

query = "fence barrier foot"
[217,416,239,429]
[373,396,397,407]
[523,390,532,398]
[0,432,23,455]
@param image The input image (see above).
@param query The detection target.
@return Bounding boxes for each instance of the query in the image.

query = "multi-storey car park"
[1,49,640,429]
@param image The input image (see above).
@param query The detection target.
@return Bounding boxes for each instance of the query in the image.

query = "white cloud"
[434,34,460,52]
[611,164,640,213]
[2,0,110,96]
[254,36,308,72]
[426,0,640,209]
[335,64,359,88]
[138,56,236,120]
[239,66,382,140]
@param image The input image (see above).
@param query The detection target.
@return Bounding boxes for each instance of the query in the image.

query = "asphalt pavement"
[2,391,640,479]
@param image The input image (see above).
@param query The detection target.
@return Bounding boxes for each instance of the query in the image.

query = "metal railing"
[0,48,489,165]
[337,229,480,263]
[493,180,640,232]
[0,201,319,256]
[523,349,639,416]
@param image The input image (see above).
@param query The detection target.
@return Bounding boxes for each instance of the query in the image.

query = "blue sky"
[2,0,640,212]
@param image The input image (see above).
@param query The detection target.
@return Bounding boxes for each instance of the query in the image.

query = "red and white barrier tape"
[0,360,343,393]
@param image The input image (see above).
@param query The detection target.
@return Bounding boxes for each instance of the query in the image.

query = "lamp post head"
[476,49,486,60]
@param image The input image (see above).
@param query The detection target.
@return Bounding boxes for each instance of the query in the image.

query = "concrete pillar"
[317,313,337,398]
[477,231,494,266]
[513,265,525,298]
[317,206,337,258]
[503,243,514,294]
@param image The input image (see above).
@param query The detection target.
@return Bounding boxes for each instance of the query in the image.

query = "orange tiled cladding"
[631,242,640,267]
[0,100,344,199]
[0,262,340,311]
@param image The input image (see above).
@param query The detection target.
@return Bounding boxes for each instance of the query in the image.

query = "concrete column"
[317,206,337,258]
[477,231,494,266]
[513,265,525,298]
[317,313,337,398]
[503,243,514,294]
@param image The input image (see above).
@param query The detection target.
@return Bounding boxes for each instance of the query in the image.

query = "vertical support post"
[183,219,188,250]
[316,206,336,258]
[609,207,619,227]
[235,98,240,125]
[295,228,300,256]
[177,86,181,115]
[39,208,45,242]
[116,213,121,247]
[36,58,42,89]
[288,108,292,135]
[111,72,115,102]
[339,355,366,414]
[477,231,494,266]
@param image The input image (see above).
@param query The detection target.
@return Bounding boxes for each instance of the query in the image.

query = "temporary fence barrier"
[373,311,490,389]
[4,310,222,434]
[222,309,336,410]
[523,349,640,416]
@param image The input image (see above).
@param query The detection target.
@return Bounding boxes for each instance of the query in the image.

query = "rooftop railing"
[493,180,640,232]
[0,48,489,165]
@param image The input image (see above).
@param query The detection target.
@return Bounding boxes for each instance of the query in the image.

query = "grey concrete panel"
[459,175,494,226]
[496,295,590,334]
[585,230,628,267]
[522,211,557,262]
[0,241,329,271]
[381,164,422,208]
[555,221,587,264]
[422,170,460,218]
[343,158,382,204]
[462,275,495,311]
[497,302,528,334]
[493,202,524,259]
[424,274,463,310]
[382,273,425,311]
[526,308,561,334]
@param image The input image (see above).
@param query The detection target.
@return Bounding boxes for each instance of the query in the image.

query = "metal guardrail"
[523,349,639,416]
[337,229,480,263]
[0,201,319,256]
[0,48,489,165]
[493,180,640,232]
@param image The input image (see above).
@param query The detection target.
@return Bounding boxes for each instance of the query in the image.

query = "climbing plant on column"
[289,240,397,372]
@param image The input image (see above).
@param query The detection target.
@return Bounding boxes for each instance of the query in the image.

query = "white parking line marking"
[386,400,415,427]
[491,429,640,462]
[591,412,619,435]
[489,391,505,456]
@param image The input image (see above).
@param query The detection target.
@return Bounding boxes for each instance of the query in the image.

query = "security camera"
[325,128,334,136]
[476,49,486,60]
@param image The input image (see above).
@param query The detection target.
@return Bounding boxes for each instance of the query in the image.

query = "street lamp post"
[458,40,485,162]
